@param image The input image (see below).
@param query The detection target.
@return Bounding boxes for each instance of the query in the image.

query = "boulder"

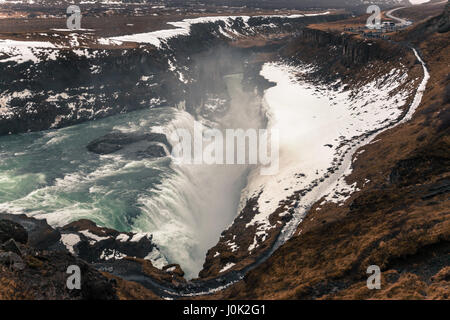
[86,132,172,155]
[0,214,60,250]
[0,219,28,244]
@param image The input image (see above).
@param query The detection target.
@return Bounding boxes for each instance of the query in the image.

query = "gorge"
[0,2,448,300]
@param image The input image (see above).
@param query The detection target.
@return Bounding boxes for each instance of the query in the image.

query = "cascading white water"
[0,72,265,280]
[131,73,265,278]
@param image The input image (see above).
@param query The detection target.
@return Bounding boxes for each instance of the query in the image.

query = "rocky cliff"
[294,27,402,65]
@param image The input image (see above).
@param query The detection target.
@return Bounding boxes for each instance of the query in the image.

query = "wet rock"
[0,218,28,244]
[87,132,172,155]
[136,144,168,158]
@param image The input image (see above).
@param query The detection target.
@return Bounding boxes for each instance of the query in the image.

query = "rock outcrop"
[0,215,117,299]
[59,219,165,266]
[0,214,168,299]
[86,132,172,157]
[0,219,27,245]
[0,213,60,249]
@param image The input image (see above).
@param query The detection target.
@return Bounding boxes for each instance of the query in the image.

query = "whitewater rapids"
[0,73,264,279]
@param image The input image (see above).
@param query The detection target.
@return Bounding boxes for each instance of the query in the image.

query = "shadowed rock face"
[0,213,59,249]
[0,216,118,299]
[294,27,405,67]
[0,219,28,244]
[135,144,168,158]
[0,214,185,299]
[86,132,172,157]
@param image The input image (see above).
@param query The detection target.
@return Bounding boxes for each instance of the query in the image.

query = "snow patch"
[0,39,56,64]
[115,233,130,242]
[240,59,413,251]
[219,262,235,273]
[79,230,109,244]
[60,233,81,254]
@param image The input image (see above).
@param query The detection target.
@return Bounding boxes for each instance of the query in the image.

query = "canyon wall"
[0,13,349,135]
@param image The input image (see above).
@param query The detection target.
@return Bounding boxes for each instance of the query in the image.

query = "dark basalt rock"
[0,218,28,244]
[389,155,449,186]
[0,48,178,136]
[78,261,117,300]
[22,249,117,300]
[60,219,160,264]
[135,144,168,158]
[0,214,162,298]
[86,132,172,156]
[0,215,165,270]
[295,27,403,67]
[62,219,119,237]
[421,178,450,200]
[0,213,60,249]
